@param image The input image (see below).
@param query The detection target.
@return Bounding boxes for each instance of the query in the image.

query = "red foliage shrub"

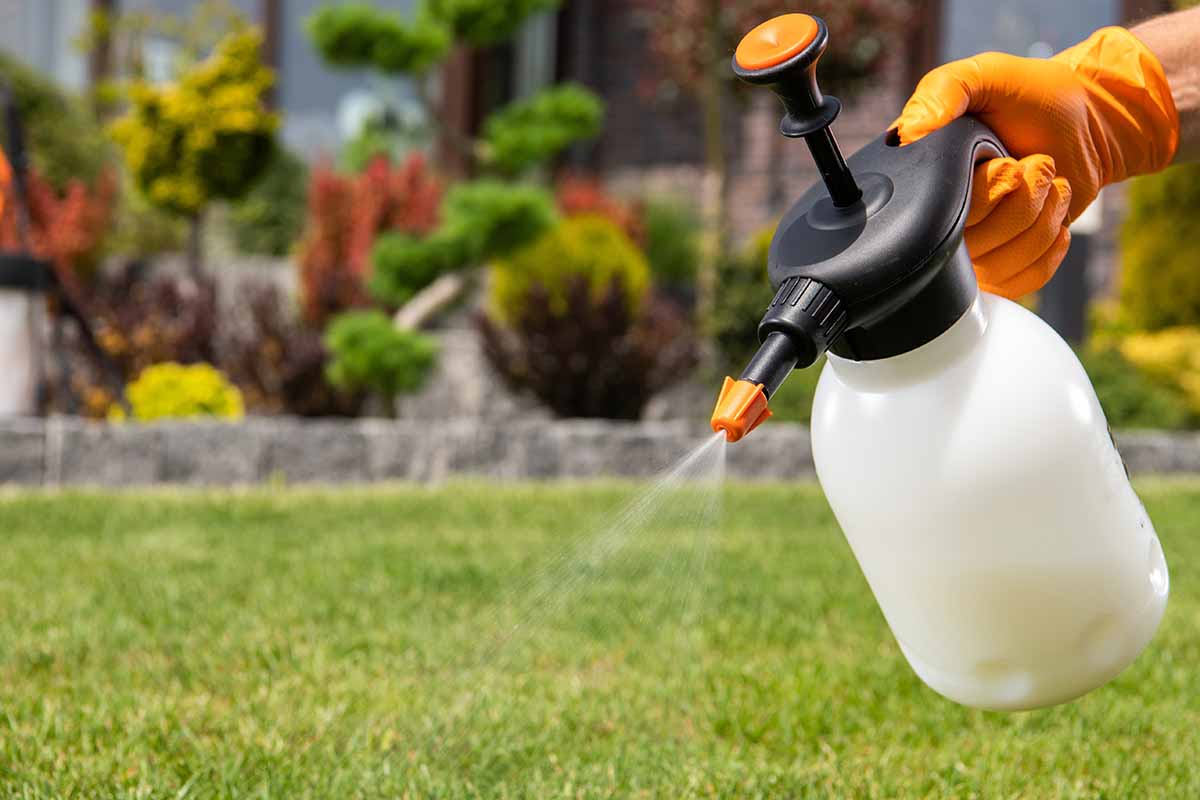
[555,175,644,246]
[0,166,116,289]
[296,164,363,325]
[297,152,442,325]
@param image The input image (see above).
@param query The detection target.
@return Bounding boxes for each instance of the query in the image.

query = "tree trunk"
[392,271,468,331]
[259,0,282,109]
[696,0,730,337]
[88,0,117,114]
[187,212,204,277]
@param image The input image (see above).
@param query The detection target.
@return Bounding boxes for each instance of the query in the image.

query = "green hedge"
[0,51,110,190]
[1120,163,1200,330]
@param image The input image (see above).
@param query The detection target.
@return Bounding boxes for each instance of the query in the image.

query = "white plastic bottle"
[0,289,39,416]
[811,292,1168,711]
[709,29,1168,709]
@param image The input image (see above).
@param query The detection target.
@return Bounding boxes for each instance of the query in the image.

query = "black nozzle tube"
[738,331,801,398]
[805,128,861,207]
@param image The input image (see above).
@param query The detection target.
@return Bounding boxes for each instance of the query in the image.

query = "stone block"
[361,420,415,480]
[0,417,45,485]
[1117,432,1200,475]
[520,423,565,479]
[263,419,369,483]
[557,420,622,479]
[51,418,164,486]
[161,420,269,485]
[726,425,814,480]
[442,422,521,480]
[604,421,695,479]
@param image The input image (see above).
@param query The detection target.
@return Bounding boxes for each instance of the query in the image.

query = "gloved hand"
[892,26,1179,299]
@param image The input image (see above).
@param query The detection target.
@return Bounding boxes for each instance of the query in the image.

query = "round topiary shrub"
[324,310,439,404]
[115,362,244,422]
[489,214,650,324]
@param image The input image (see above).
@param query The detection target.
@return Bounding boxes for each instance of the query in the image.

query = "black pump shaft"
[805,128,859,208]
[732,14,861,207]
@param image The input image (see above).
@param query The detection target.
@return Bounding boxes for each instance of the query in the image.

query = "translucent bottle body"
[812,293,1168,710]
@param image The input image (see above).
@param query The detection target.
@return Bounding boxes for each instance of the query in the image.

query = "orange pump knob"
[734,13,819,71]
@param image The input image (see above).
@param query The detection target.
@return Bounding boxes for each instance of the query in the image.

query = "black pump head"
[713,13,1007,441]
[733,13,861,208]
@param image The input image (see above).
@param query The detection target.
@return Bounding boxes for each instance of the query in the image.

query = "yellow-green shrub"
[114,363,244,422]
[1119,327,1200,413]
[489,214,649,323]
[109,27,278,217]
[1119,163,1200,330]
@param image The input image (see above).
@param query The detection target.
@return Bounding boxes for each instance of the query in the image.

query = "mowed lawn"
[1,480,1199,798]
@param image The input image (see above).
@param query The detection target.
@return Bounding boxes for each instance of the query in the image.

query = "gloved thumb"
[890,59,980,144]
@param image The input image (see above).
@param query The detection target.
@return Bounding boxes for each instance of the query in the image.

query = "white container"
[811,292,1168,710]
[0,289,40,416]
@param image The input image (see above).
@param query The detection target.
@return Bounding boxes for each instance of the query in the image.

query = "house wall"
[0,0,89,90]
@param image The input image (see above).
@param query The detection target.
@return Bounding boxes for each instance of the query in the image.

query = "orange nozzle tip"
[734,13,819,71]
[710,377,772,443]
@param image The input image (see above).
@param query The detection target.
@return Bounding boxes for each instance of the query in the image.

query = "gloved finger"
[965,157,1024,227]
[964,154,1058,258]
[973,176,1072,285]
[889,60,978,144]
[978,226,1072,300]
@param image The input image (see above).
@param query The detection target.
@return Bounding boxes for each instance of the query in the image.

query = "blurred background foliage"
[0,51,111,190]
[0,0,1196,430]
[228,147,309,258]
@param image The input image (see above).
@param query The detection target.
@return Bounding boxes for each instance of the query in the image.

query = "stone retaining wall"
[1,417,1198,486]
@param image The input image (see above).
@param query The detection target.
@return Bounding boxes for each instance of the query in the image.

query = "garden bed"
[3,416,1200,486]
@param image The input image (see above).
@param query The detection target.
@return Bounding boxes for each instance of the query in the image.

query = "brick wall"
[559,0,908,242]
[599,83,906,243]
[557,0,737,171]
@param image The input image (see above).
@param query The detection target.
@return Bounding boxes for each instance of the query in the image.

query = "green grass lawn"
[1,480,1199,798]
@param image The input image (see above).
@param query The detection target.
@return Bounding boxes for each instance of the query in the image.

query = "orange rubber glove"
[0,151,10,225]
[892,26,1179,299]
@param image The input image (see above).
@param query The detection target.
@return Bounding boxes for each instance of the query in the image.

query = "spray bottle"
[711,14,1168,711]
